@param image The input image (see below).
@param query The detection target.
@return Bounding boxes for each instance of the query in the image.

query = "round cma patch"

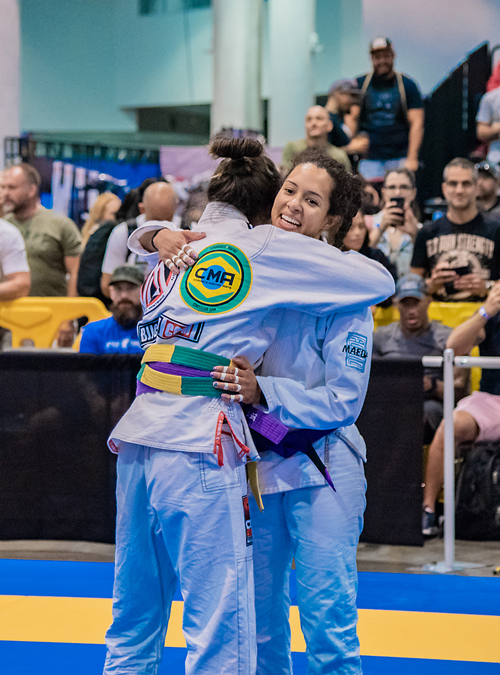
[180,243,252,314]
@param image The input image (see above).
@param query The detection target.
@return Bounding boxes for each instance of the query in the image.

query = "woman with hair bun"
[103,138,394,675]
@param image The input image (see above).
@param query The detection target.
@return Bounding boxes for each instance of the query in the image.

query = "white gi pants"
[250,444,366,675]
[104,441,255,675]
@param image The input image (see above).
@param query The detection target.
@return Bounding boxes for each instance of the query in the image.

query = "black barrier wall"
[0,352,142,543]
[358,358,424,547]
[0,353,424,546]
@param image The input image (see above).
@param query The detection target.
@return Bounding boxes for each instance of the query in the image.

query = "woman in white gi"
[164,149,371,674]
[106,140,393,675]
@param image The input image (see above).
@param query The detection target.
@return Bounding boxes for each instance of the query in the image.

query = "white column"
[268,0,316,147]
[211,0,263,135]
[338,0,365,77]
[0,0,20,168]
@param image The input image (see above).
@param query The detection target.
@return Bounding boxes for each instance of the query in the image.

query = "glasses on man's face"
[384,184,412,191]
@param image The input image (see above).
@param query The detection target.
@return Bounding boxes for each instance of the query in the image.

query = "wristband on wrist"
[150,230,161,252]
[478,306,491,322]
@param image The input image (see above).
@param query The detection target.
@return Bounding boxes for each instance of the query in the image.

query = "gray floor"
[357,539,500,576]
[1,538,500,576]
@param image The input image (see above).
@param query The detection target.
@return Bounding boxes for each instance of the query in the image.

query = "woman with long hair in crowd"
[80,192,121,248]
[143,146,391,674]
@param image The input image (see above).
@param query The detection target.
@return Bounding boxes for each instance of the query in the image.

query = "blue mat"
[1,560,499,674]
[2,643,498,675]
[2,560,498,615]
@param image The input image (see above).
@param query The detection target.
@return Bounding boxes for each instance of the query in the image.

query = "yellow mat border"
[0,596,499,663]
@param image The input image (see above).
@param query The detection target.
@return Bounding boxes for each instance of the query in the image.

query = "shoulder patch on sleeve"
[342,332,368,372]
[180,243,252,314]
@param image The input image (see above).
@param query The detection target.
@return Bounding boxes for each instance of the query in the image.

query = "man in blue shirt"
[79,265,144,354]
[353,37,424,181]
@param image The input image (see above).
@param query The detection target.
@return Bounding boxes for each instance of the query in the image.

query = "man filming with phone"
[369,168,420,278]
[411,158,500,302]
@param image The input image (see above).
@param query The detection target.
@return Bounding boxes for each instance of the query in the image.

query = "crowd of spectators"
[1,34,500,539]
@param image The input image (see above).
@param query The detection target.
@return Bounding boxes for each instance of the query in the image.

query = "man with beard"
[3,163,82,296]
[353,37,424,181]
[79,265,144,354]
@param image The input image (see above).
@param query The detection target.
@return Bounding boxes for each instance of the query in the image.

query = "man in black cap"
[79,265,144,354]
[476,161,500,221]
[352,37,424,181]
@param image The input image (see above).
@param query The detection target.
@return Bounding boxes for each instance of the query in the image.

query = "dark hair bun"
[210,137,264,161]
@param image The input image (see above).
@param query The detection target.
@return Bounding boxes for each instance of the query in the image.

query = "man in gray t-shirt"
[373,274,467,442]
[476,87,500,167]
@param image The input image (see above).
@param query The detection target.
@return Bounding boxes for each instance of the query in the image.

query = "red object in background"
[487,61,500,92]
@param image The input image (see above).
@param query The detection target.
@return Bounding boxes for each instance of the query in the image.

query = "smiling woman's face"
[271,163,334,239]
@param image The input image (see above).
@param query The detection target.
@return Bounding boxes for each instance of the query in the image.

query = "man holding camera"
[411,158,500,302]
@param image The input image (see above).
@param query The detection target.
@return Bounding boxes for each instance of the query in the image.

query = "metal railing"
[422,350,500,572]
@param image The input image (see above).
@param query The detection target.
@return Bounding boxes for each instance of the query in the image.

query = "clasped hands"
[211,356,262,405]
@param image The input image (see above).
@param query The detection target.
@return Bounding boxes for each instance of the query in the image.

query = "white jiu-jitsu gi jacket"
[109,202,394,459]
[255,306,373,493]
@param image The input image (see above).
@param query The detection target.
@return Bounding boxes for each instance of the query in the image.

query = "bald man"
[281,105,351,172]
[101,181,177,297]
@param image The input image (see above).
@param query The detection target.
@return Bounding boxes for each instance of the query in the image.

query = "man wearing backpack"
[352,37,425,181]
[422,280,500,535]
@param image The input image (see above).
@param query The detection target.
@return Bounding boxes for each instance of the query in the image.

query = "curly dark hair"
[287,149,363,248]
[208,137,282,224]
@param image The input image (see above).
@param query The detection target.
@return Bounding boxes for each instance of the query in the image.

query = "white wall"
[17,0,500,133]
[20,0,134,132]
[114,0,212,108]
[362,0,500,94]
